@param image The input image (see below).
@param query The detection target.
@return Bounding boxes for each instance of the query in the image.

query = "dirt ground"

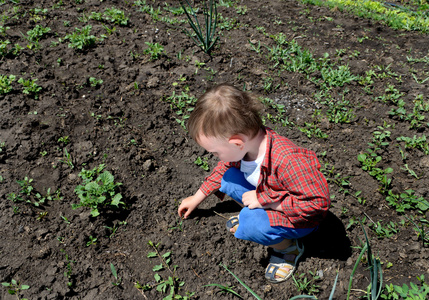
[1,0,429,299]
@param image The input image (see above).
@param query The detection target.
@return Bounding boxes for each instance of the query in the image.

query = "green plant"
[134,241,193,299]
[86,235,97,246]
[381,275,429,299]
[179,0,219,54]
[397,135,429,154]
[407,216,429,247]
[292,270,320,295]
[194,156,209,171]
[60,148,74,169]
[203,283,242,298]
[104,7,129,25]
[73,164,124,217]
[164,91,197,130]
[25,25,51,43]
[60,249,75,288]
[346,223,383,300]
[0,74,16,94]
[168,219,184,232]
[2,279,30,300]
[369,220,398,239]
[0,39,11,56]
[58,136,70,145]
[65,25,96,50]
[220,263,263,299]
[143,42,164,60]
[385,189,429,213]
[89,77,103,87]
[18,77,42,99]
[11,178,60,207]
[110,263,122,286]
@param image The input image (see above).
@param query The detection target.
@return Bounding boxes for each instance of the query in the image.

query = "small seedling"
[2,279,30,299]
[86,235,97,246]
[204,283,242,298]
[194,156,209,171]
[65,25,96,50]
[143,42,164,60]
[89,77,103,87]
[0,74,16,94]
[61,249,75,288]
[18,77,42,99]
[110,263,122,286]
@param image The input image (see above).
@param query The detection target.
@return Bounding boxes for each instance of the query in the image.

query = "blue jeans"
[219,167,316,246]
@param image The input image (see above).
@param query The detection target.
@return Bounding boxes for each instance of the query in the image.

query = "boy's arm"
[178,160,235,218]
[178,189,207,219]
[258,155,330,218]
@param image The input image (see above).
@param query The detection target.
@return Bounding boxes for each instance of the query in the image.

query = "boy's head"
[188,83,264,143]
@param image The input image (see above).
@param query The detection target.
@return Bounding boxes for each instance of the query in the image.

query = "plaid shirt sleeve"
[199,161,239,197]
[257,129,330,228]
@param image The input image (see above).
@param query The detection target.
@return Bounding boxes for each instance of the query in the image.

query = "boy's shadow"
[197,202,351,261]
[301,211,351,260]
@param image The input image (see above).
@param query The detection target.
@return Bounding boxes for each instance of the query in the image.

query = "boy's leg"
[218,167,315,283]
[234,207,314,283]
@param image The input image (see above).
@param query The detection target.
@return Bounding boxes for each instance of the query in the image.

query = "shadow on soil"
[302,212,352,261]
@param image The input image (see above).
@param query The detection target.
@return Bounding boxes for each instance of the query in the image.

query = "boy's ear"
[228,135,245,148]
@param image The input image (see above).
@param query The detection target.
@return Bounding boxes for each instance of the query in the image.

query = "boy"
[178,83,330,283]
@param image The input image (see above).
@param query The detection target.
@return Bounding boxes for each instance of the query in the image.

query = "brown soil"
[1,0,428,299]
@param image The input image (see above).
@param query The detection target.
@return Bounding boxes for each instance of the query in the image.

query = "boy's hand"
[178,190,206,219]
[242,190,262,209]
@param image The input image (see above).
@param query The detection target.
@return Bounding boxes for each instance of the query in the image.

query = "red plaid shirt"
[199,127,330,228]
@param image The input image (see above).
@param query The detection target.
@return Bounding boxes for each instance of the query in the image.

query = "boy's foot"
[226,216,239,233]
[265,239,304,283]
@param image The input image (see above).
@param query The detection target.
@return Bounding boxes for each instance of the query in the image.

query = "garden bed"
[1,0,429,299]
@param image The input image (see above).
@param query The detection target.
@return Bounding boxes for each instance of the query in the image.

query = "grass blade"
[220,263,263,300]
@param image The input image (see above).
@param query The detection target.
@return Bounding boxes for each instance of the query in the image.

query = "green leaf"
[147,252,157,258]
[110,263,117,279]
[90,208,100,217]
[153,264,164,271]
[21,285,30,290]
[357,153,367,162]
[111,193,123,207]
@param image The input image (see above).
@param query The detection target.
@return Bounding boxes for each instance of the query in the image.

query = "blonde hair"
[188,83,264,141]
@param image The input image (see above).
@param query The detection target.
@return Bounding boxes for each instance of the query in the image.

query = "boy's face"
[197,134,246,162]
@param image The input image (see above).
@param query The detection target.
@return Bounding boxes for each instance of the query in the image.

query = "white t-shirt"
[240,153,265,187]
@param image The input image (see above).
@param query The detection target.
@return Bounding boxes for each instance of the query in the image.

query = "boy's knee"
[236,208,271,242]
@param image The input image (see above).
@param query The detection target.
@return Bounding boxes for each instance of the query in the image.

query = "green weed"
[397,135,429,154]
[2,279,30,300]
[18,77,42,99]
[381,275,429,299]
[0,74,16,94]
[73,164,124,217]
[385,189,429,213]
[163,91,197,130]
[143,42,164,60]
[65,25,96,50]
[110,263,122,286]
[134,240,194,299]
[89,77,103,87]
[60,249,75,288]
[292,270,320,295]
[194,156,209,171]
[204,283,242,298]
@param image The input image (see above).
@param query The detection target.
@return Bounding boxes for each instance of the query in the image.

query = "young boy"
[178,83,330,283]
